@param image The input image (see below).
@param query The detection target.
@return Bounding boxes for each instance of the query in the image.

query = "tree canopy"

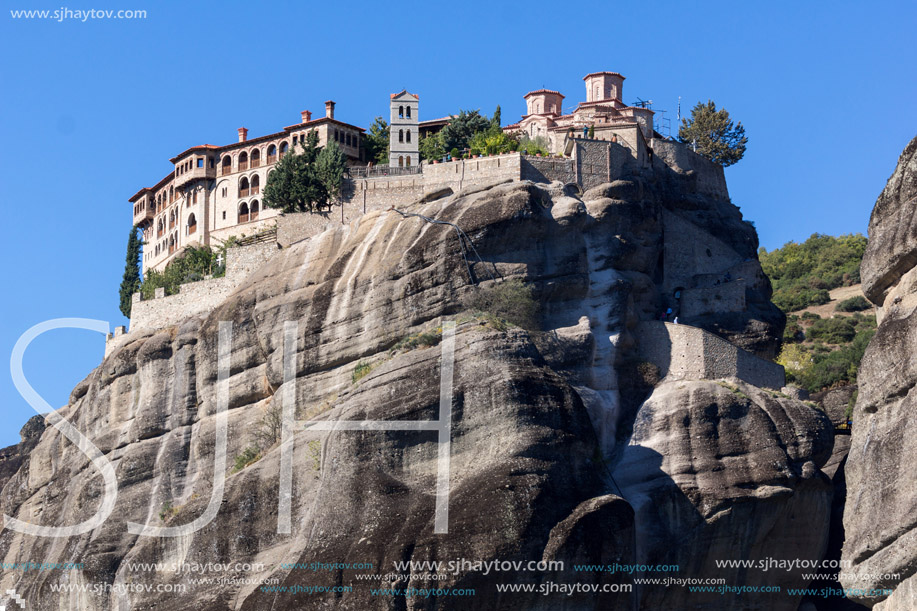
[118,225,142,317]
[363,116,389,165]
[263,130,347,213]
[678,100,747,167]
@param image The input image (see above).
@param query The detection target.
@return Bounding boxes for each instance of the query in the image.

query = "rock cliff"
[842,136,917,609]
[0,170,829,610]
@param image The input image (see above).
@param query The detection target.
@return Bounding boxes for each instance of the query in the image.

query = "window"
[222,187,227,197]
[222,211,226,220]
[267,144,277,162]
[399,156,404,167]
[405,129,411,143]
[251,174,260,195]
[251,148,260,167]
[399,129,404,143]
[399,105,404,118]
[222,155,232,175]
[187,213,197,234]
[238,202,249,223]
[250,200,260,221]
[193,190,198,204]
[345,133,351,146]
[279,142,288,157]
[239,176,250,197]
[239,151,249,171]
[406,106,411,119]
[406,156,411,167]
[209,158,214,168]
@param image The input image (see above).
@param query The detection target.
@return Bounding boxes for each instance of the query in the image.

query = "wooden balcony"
[251,158,261,168]
[267,154,277,164]
[239,161,249,171]
[239,188,250,197]
[188,223,197,235]
[239,213,249,223]
[251,185,260,195]
[222,165,232,176]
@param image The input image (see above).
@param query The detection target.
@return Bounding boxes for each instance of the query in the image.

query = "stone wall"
[680,280,746,318]
[650,138,729,201]
[661,209,743,293]
[522,156,575,184]
[636,321,785,390]
[106,241,279,354]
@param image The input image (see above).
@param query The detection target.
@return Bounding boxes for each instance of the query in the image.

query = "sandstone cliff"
[0,170,830,610]
[841,136,917,609]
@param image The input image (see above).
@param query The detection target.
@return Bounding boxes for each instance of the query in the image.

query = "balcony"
[251,158,261,168]
[239,213,249,223]
[222,165,232,176]
[239,161,249,171]
[251,185,260,195]
[239,188,250,197]
[267,154,277,164]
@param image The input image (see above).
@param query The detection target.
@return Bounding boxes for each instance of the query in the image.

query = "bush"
[806,317,856,343]
[352,361,374,384]
[836,295,872,312]
[232,446,261,473]
[140,245,220,299]
[465,278,540,331]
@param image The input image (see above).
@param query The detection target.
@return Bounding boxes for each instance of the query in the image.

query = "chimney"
[324,100,335,120]
[238,127,248,142]
[301,110,312,123]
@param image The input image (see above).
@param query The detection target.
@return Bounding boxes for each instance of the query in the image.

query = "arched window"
[169,186,174,202]
[399,156,404,167]
[250,200,260,221]
[406,106,411,119]
[399,129,404,143]
[187,213,197,235]
[406,156,411,167]
[222,155,232,175]
[279,142,288,158]
[169,209,175,227]
[251,148,261,168]
[239,176,250,197]
[168,235,176,255]
[239,151,248,171]
[267,144,277,163]
[251,174,260,195]
[405,129,411,143]
[238,202,250,223]
[399,105,404,118]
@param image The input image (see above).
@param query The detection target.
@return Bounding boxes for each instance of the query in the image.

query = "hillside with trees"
[762,233,876,395]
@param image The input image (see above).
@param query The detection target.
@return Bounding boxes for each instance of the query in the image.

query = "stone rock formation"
[842,136,917,610]
[0,169,829,609]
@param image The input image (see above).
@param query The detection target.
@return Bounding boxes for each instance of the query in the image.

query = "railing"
[346,165,422,178]
[267,154,277,164]
[251,158,260,168]
[239,188,250,197]
[251,211,259,221]
[222,165,232,176]
[239,213,249,223]
[239,161,249,171]
[188,224,197,235]
[251,185,260,195]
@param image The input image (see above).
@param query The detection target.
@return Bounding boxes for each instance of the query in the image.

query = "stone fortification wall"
[522,156,575,184]
[661,209,743,293]
[650,138,729,201]
[636,321,785,390]
[106,241,279,354]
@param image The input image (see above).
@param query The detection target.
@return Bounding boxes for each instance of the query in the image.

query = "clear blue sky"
[1,0,915,447]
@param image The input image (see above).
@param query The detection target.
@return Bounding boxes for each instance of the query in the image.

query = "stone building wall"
[651,138,729,201]
[680,280,746,318]
[636,321,785,390]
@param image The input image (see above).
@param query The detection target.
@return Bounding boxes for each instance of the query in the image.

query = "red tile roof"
[390,90,419,99]
[523,89,564,99]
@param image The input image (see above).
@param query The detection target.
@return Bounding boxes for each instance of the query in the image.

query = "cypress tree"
[119,225,142,317]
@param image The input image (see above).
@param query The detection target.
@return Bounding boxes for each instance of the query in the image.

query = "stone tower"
[390,90,419,168]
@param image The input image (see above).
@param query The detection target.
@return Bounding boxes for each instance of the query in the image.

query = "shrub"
[232,446,261,473]
[836,295,872,312]
[464,278,540,331]
[352,361,374,384]
[806,317,856,344]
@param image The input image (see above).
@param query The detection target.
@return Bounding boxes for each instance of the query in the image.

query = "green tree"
[363,116,389,165]
[678,100,747,167]
[491,105,501,129]
[263,130,324,213]
[419,133,446,161]
[118,225,142,317]
[314,140,346,207]
[439,109,491,153]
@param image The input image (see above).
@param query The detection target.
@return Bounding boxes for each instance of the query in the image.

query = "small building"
[389,90,419,168]
[504,70,655,156]
[130,103,366,274]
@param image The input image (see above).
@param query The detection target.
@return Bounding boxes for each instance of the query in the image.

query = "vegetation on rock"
[263,130,346,212]
[362,117,390,165]
[140,245,224,299]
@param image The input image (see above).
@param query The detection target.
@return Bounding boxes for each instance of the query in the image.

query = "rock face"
[842,136,917,609]
[0,171,827,610]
